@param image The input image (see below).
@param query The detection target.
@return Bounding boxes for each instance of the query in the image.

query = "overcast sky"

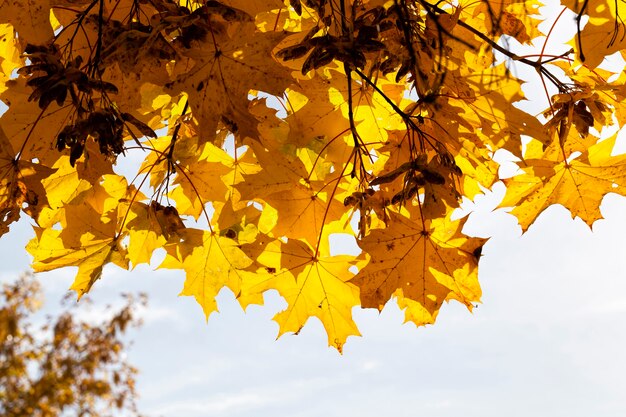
[3,1,626,416]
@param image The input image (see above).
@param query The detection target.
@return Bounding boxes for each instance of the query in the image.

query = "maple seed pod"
[370,161,412,186]
[56,125,74,152]
[204,1,252,22]
[422,169,446,185]
[572,101,594,137]
[179,24,210,47]
[408,174,426,187]
[379,57,400,75]
[151,202,186,239]
[302,46,335,75]
[357,39,386,53]
[276,44,312,61]
[303,0,325,14]
[344,195,358,207]
[86,79,119,94]
[23,44,48,54]
[69,142,85,167]
[121,113,157,138]
[396,62,411,83]
[290,0,302,16]
[357,26,379,42]
[391,190,405,205]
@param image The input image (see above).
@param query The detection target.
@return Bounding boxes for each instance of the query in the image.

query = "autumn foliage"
[1,0,626,350]
[0,274,143,416]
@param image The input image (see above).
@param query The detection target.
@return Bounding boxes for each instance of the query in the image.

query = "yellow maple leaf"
[161,228,260,318]
[0,0,53,44]
[501,135,626,230]
[27,205,128,298]
[0,78,75,163]
[563,0,626,68]
[0,126,53,236]
[167,21,292,142]
[351,208,485,326]
[168,143,233,219]
[460,0,543,45]
[122,201,185,267]
[237,141,347,245]
[241,235,362,352]
[0,24,21,95]
[39,143,115,211]
[459,63,550,156]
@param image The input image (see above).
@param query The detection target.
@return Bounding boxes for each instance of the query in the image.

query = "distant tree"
[0,273,145,417]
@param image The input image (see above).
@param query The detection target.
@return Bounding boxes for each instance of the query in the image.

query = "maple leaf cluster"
[1,0,626,351]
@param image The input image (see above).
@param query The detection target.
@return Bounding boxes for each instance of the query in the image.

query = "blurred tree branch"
[0,273,146,417]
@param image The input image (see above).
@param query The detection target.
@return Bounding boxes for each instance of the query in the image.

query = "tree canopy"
[0,274,144,416]
[1,0,625,351]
